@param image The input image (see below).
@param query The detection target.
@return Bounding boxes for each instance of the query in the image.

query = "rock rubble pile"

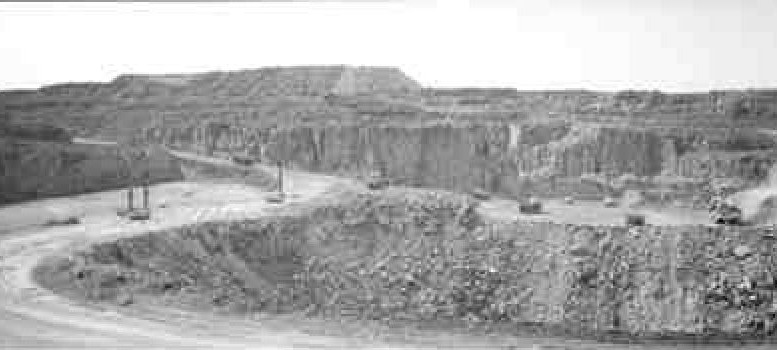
[35,189,777,340]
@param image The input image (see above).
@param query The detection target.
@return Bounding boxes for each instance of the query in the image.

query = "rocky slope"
[35,187,777,339]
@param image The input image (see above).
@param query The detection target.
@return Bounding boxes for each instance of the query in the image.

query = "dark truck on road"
[519,197,542,214]
[367,170,390,190]
[231,154,256,166]
[708,197,743,225]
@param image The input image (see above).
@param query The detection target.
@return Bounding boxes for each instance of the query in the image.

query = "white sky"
[0,0,776,92]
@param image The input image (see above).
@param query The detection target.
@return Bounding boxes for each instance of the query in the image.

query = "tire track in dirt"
[0,151,389,349]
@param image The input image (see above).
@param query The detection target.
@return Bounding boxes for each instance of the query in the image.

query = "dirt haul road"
[0,150,770,349]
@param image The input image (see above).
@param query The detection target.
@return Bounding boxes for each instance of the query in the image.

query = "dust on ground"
[480,198,712,226]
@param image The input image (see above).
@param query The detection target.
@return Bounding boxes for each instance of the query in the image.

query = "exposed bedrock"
[0,139,184,205]
[36,188,777,339]
[143,121,776,197]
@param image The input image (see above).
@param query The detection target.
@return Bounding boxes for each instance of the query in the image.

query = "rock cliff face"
[0,139,183,205]
[552,223,777,336]
[4,65,777,200]
[669,150,776,180]
[143,120,773,197]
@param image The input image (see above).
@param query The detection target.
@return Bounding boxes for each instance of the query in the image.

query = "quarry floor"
[0,151,763,349]
[480,198,712,226]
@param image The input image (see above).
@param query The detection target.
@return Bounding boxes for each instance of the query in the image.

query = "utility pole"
[127,186,134,212]
[277,160,283,194]
[117,146,152,219]
[143,182,149,209]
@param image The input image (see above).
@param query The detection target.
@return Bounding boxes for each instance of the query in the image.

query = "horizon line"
[2,64,777,95]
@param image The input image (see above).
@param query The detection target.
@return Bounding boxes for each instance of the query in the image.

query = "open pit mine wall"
[546,223,777,336]
[0,139,184,205]
[142,122,771,196]
[51,188,777,336]
[668,150,776,180]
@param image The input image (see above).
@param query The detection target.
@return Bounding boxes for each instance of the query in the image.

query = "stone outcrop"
[4,65,777,201]
[0,120,72,142]
[552,223,777,336]
[669,150,775,180]
[0,139,183,205]
[142,121,774,198]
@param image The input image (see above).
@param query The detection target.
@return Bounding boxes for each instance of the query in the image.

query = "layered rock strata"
[0,139,183,205]
[143,121,775,197]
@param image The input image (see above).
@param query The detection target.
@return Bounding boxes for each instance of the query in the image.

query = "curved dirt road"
[0,154,371,348]
[0,151,772,349]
